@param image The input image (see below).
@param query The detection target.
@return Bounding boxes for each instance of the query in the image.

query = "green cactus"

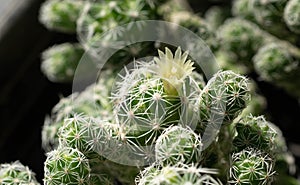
[111,47,201,151]
[58,114,110,159]
[198,70,251,127]
[155,125,202,165]
[36,1,300,185]
[229,148,276,185]
[0,161,40,185]
[41,43,85,83]
[44,147,91,185]
[233,115,277,154]
[57,114,141,184]
[284,0,300,34]
[39,0,84,33]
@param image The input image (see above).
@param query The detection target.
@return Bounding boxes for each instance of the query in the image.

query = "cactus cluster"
[34,46,297,184]
[1,0,299,185]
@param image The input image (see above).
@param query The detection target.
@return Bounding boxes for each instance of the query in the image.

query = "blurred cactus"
[41,43,85,83]
[0,161,40,185]
[232,0,255,21]
[232,0,298,43]
[167,11,219,50]
[284,0,300,34]
[39,0,84,33]
[253,42,300,97]
[205,6,231,30]
[217,18,265,69]
[251,0,289,38]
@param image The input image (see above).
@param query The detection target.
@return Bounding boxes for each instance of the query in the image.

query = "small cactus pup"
[44,146,92,185]
[284,0,300,34]
[58,114,110,160]
[229,148,276,185]
[253,42,300,98]
[39,0,85,33]
[198,70,251,127]
[155,125,203,165]
[233,115,277,154]
[0,161,40,185]
[41,43,85,83]
[136,163,222,185]
[111,47,203,164]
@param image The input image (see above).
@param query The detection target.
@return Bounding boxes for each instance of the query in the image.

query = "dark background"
[0,0,299,183]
